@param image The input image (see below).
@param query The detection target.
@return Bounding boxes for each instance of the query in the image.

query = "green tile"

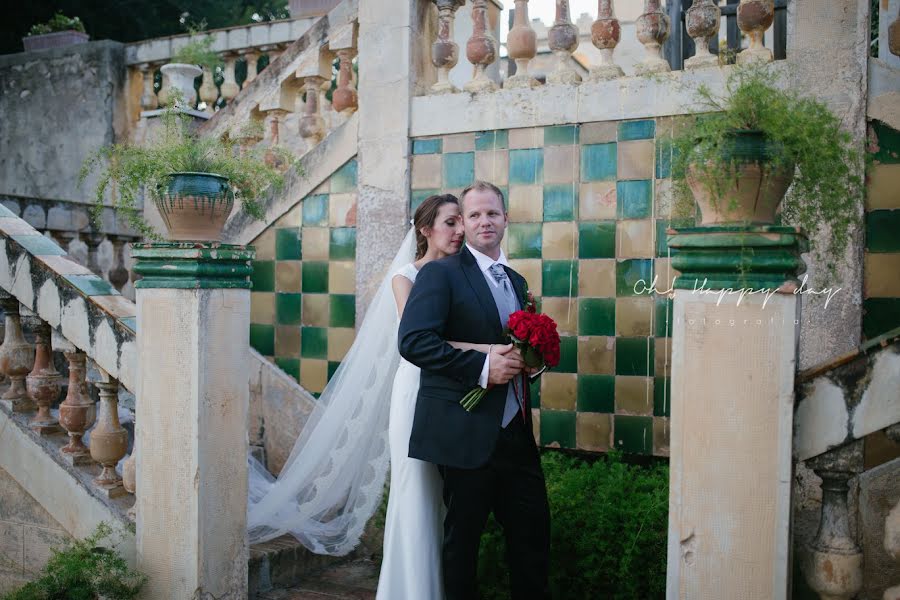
[615,337,653,377]
[250,324,275,356]
[871,120,900,164]
[411,189,441,214]
[557,336,578,373]
[543,184,577,222]
[11,234,66,256]
[300,326,328,359]
[580,143,617,182]
[276,293,302,325]
[656,139,674,179]
[329,227,357,260]
[862,298,900,339]
[331,159,358,193]
[509,149,544,185]
[616,180,653,219]
[653,376,670,417]
[507,223,543,259]
[654,297,674,337]
[542,260,578,297]
[275,228,301,260]
[614,415,653,454]
[301,261,329,293]
[65,274,119,297]
[617,259,653,297]
[251,260,275,292]
[578,221,616,259]
[302,194,329,226]
[413,138,442,155]
[328,361,342,381]
[530,377,541,409]
[540,410,576,449]
[544,125,579,146]
[330,294,356,328]
[619,120,656,141]
[275,357,300,381]
[866,210,900,252]
[475,130,509,151]
[443,152,475,188]
[656,219,671,257]
[577,375,615,413]
[578,298,616,336]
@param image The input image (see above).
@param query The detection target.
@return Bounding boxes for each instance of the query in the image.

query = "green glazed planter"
[155,172,235,242]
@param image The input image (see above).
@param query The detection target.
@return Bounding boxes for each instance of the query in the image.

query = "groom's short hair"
[460,181,506,213]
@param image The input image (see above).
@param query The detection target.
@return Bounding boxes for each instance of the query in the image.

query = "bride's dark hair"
[414,193,459,260]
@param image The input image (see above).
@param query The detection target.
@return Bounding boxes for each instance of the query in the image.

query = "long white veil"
[247,228,417,555]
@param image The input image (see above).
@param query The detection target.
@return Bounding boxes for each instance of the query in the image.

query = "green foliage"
[2,522,146,600]
[670,65,864,273]
[478,451,669,600]
[27,13,86,36]
[171,30,220,70]
[80,103,294,240]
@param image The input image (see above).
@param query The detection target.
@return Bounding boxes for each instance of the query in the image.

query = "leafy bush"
[27,13,86,36]
[478,451,669,600]
[171,35,220,70]
[2,522,146,600]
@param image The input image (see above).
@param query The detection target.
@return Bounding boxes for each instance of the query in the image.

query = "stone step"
[257,558,379,600]
[249,535,347,598]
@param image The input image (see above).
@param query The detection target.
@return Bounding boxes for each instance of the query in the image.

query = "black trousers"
[439,414,551,600]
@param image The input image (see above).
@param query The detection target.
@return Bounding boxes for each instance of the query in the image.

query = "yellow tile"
[865,253,900,298]
[543,146,580,184]
[300,359,328,393]
[328,327,356,361]
[443,132,475,153]
[654,258,679,297]
[411,154,443,189]
[301,227,330,260]
[475,150,509,185]
[655,337,671,377]
[578,259,616,297]
[251,292,275,324]
[253,228,276,261]
[578,336,615,374]
[508,259,542,296]
[542,297,578,336]
[507,185,544,222]
[540,372,577,410]
[275,325,301,357]
[866,164,900,210]
[576,412,611,452]
[276,261,301,293]
[614,376,653,415]
[580,182,616,220]
[617,140,655,180]
[617,219,655,259]
[278,204,302,228]
[329,193,357,227]
[508,127,544,149]
[653,417,670,456]
[301,294,330,327]
[542,222,579,260]
[580,121,617,144]
[615,297,654,336]
[329,261,356,294]
[446,187,465,199]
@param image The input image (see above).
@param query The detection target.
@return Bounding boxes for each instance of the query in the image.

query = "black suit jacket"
[398,246,531,469]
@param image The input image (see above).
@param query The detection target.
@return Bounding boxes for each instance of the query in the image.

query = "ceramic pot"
[155,172,235,242]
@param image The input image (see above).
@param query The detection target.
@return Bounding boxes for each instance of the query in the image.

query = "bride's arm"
[391,274,414,317]
[448,341,491,353]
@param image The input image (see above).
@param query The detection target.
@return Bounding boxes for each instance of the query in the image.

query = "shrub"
[27,13,85,36]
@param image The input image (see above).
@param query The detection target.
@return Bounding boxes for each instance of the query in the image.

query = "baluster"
[108,237,131,293]
[546,0,581,85]
[58,351,96,464]
[736,0,775,64]
[199,65,220,113]
[90,370,128,498]
[298,76,327,143]
[589,0,624,81]
[431,0,465,94]
[265,109,288,147]
[464,0,499,93]
[123,450,137,518]
[0,297,35,413]
[265,45,284,65]
[635,0,671,75]
[241,49,260,89]
[685,0,721,69]
[138,63,159,110]
[332,49,359,114]
[221,53,241,104]
[890,5,900,57]
[505,0,539,88]
[26,322,61,433]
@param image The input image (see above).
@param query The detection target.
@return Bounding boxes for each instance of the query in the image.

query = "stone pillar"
[547,0,581,85]
[635,0,671,75]
[241,50,260,89]
[332,49,359,114]
[505,0,539,88]
[138,63,159,110]
[199,66,219,113]
[26,321,62,433]
[684,0,720,69]
[666,225,807,599]
[220,53,241,103]
[89,370,128,499]
[0,296,35,413]
[589,0,624,81]
[431,0,465,94]
[737,0,775,64]
[464,0,499,93]
[132,243,253,599]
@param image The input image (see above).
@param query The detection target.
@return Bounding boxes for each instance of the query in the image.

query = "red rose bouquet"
[460,291,561,412]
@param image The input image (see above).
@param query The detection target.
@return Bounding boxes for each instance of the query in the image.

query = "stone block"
[23,525,70,575]
[0,469,59,529]
[860,458,900,599]
[0,521,24,575]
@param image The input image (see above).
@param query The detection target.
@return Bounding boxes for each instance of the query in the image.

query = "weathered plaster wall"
[0,41,129,203]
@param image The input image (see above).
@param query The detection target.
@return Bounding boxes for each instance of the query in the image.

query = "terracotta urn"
[155,172,235,242]
[159,63,202,108]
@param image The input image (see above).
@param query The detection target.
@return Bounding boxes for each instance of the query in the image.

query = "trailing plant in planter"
[23,13,89,52]
[27,13,86,36]
[670,65,864,272]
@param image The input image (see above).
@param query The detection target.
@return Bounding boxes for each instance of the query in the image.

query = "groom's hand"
[488,344,524,385]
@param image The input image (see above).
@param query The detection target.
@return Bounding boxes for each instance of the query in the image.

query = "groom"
[399,181,551,600]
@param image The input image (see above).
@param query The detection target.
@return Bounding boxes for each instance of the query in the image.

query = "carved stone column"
[199,65,220,113]
[108,237,132,293]
[464,0,499,93]
[589,0,624,81]
[737,0,775,64]
[430,0,465,94]
[635,0,671,75]
[138,63,159,110]
[89,371,128,498]
[684,0,720,69]
[241,50,260,89]
[57,351,96,464]
[26,322,61,433]
[298,76,327,143]
[220,53,241,104]
[505,0,539,88]
[546,0,582,85]
[332,49,358,114]
[0,297,35,413]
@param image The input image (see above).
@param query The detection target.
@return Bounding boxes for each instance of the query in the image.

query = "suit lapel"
[504,266,526,310]
[460,247,504,337]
